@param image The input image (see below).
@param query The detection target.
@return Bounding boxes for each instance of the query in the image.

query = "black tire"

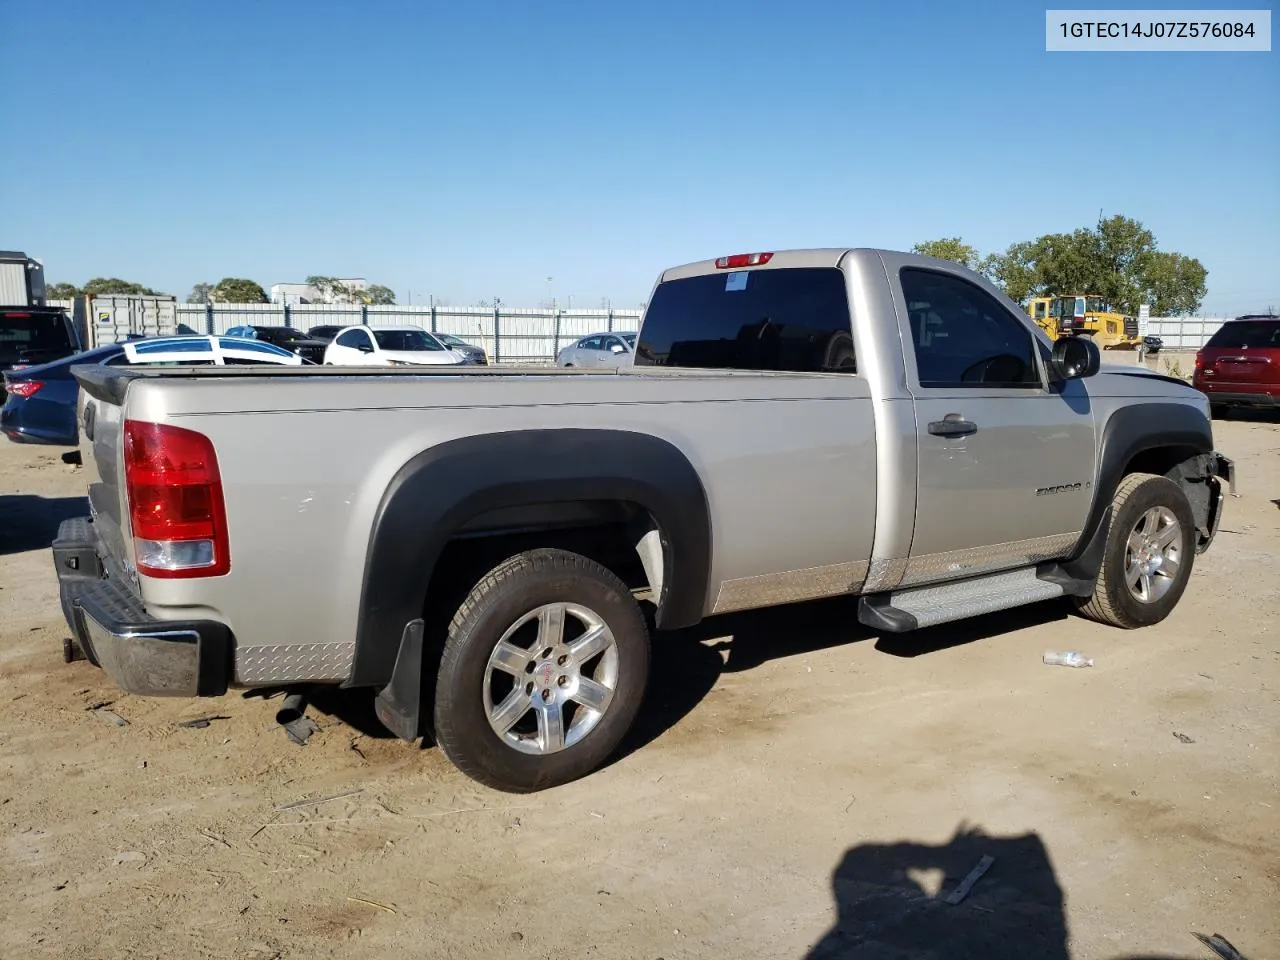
[1210,403,1230,420]
[433,548,650,793]
[1074,472,1196,629]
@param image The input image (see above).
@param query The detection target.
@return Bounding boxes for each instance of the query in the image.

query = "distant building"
[270,278,369,305]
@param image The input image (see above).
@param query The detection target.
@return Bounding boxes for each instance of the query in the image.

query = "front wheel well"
[1122,445,1202,481]
[1120,445,1218,545]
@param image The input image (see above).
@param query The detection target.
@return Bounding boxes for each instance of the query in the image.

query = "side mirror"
[1050,335,1100,380]
[357,342,374,353]
[610,343,625,354]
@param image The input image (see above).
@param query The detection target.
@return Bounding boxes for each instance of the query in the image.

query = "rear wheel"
[433,548,650,792]
[1074,472,1196,629]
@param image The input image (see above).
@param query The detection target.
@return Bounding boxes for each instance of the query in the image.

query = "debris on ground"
[176,715,231,729]
[945,854,996,905]
[274,788,364,812]
[347,896,396,914]
[1174,732,1196,744]
[94,709,128,727]
[1043,650,1094,668]
[1192,931,1248,960]
[282,715,320,746]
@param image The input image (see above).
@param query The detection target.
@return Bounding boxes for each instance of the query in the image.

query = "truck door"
[892,265,1096,586]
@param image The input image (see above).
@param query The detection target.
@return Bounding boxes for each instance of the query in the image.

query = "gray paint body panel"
[73,248,1223,688]
[115,369,878,682]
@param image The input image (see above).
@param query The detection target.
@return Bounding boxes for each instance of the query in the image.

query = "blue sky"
[4,0,1277,313]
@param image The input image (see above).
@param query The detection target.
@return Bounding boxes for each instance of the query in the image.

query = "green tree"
[187,282,214,304]
[914,214,1207,316]
[211,278,268,303]
[1093,214,1156,313]
[1140,251,1207,316]
[911,238,981,269]
[361,284,396,305]
[305,275,355,303]
[983,241,1039,305]
[82,277,166,296]
[306,275,396,305]
[45,282,80,299]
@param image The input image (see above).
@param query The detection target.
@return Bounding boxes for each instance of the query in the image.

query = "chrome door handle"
[928,414,978,437]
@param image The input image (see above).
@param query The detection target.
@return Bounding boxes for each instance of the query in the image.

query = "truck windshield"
[374,330,444,351]
[634,268,855,373]
[0,310,75,369]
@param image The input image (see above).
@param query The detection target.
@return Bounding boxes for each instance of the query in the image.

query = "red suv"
[1193,315,1280,415]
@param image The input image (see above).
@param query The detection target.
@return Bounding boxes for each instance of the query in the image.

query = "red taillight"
[1194,352,1204,370]
[123,419,230,578]
[4,380,44,398]
[714,252,774,269]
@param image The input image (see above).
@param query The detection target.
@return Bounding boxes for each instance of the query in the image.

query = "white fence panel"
[158,303,646,363]
[1140,316,1233,350]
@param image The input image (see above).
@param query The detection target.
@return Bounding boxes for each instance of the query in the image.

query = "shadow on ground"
[304,594,1078,752]
[1213,407,1280,425]
[804,822,1228,959]
[0,494,88,556]
[616,595,1073,763]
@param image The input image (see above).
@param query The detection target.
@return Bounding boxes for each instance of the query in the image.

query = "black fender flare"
[348,428,712,688]
[1061,402,1212,581]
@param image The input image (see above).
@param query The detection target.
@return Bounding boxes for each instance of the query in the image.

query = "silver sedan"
[554,332,637,368]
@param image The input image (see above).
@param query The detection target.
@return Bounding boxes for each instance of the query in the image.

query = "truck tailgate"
[74,364,135,582]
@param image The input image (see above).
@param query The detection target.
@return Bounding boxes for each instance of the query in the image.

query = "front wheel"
[433,548,650,792]
[1074,472,1196,629]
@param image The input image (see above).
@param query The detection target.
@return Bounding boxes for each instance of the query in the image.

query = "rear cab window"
[634,267,856,373]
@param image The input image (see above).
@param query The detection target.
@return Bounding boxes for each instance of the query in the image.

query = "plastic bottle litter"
[1043,650,1094,668]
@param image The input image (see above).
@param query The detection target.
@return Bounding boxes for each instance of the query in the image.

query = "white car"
[122,335,306,366]
[323,325,468,366]
[554,332,637,368]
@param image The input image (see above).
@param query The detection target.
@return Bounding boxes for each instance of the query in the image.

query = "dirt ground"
[1,417,1277,960]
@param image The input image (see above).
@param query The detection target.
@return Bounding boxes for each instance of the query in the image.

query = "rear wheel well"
[414,503,662,733]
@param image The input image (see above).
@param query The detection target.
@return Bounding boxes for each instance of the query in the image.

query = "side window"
[579,336,603,351]
[899,268,1040,389]
[1034,302,1047,320]
[602,336,623,352]
[335,329,368,348]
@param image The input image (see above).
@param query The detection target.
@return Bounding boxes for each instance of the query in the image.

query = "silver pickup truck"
[53,249,1234,792]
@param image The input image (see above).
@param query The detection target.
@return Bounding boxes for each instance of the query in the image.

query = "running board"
[858,567,1067,633]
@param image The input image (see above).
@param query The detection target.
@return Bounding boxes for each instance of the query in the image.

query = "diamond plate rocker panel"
[236,642,356,685]
[711,560,870,615]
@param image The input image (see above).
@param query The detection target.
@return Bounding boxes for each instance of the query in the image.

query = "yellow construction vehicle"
[1026,296,1057,338]
[1025,294,1140,350]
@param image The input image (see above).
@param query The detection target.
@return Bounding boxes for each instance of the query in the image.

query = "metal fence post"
[204,302,214,335]
[494,306,502,363]
[552,308,562,361]
[430,306,437,333]
[361,305,369,327]
[607,309,614,333]
[283,304,292,329]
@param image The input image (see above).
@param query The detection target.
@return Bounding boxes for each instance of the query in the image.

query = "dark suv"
[0,307,80,373]
[224,325,328,364]
[1193,315,1280,414]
